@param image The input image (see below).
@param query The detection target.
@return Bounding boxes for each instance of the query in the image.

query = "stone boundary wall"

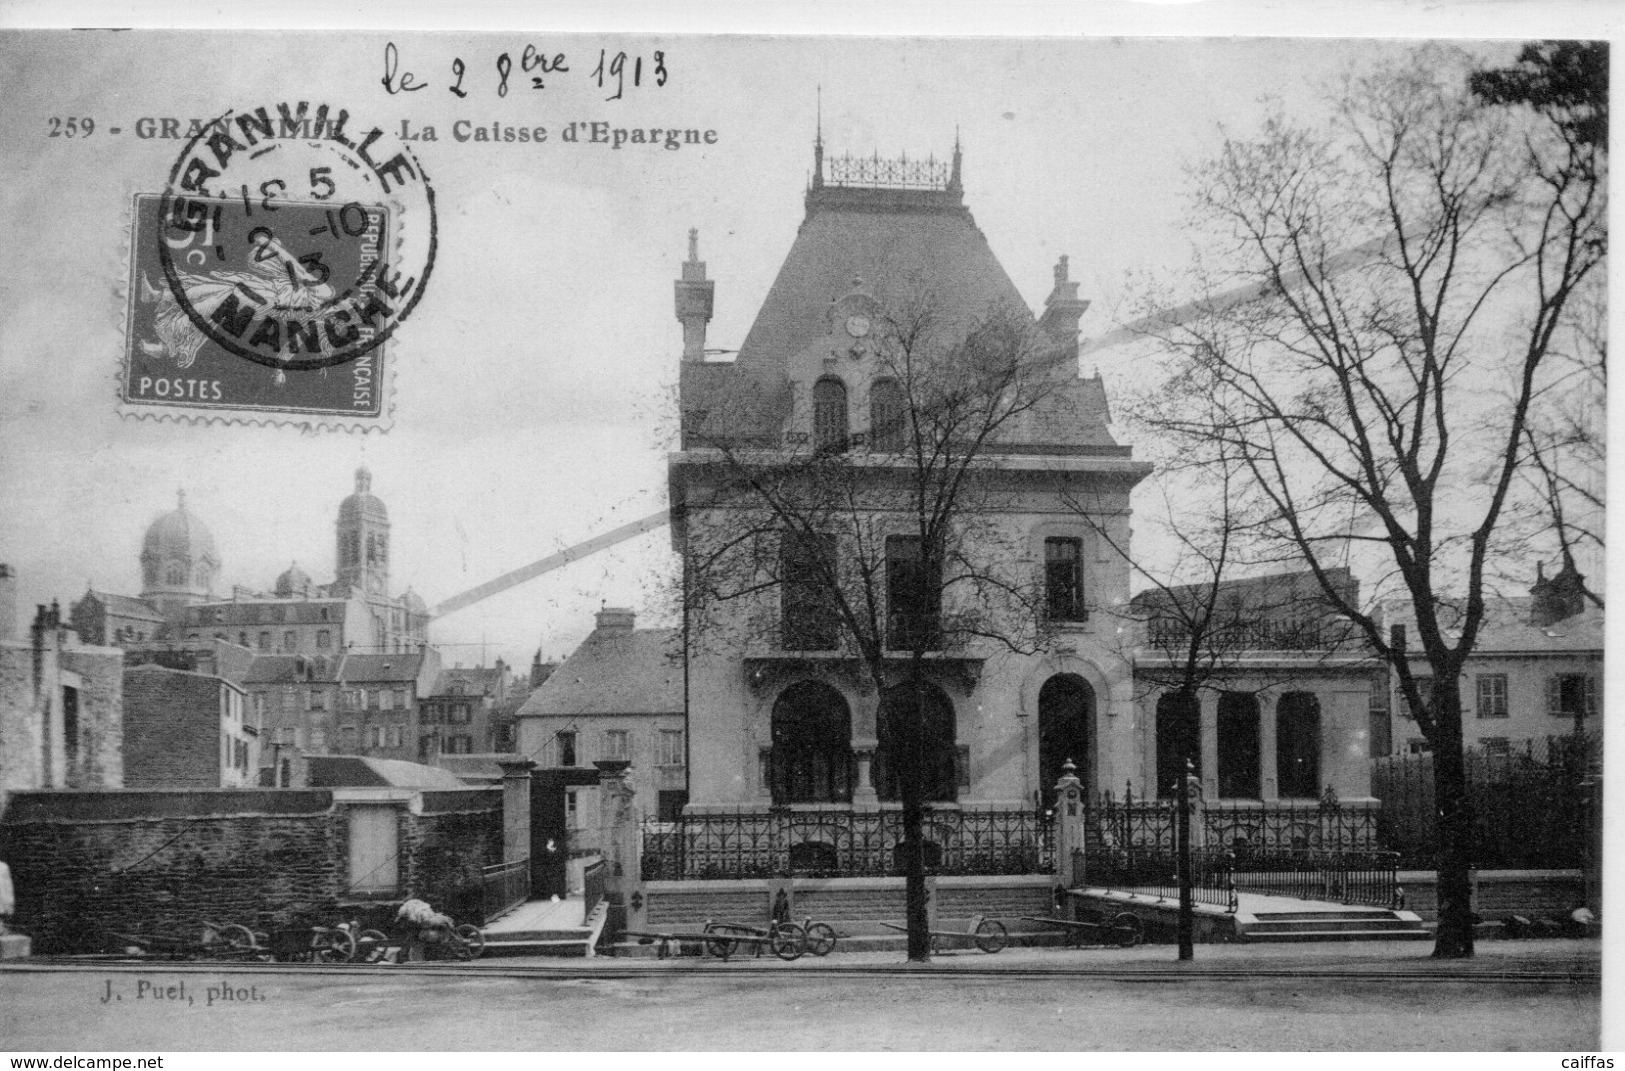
[0,789,502,952]
[1395,869,1589,922]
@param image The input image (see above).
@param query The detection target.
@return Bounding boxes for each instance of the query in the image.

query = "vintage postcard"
[0,11,1613,1058]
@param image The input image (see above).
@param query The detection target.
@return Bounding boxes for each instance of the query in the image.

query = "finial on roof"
[1054,254,1070,286]
[950,127,963,192]
[177,488,187,510]
[355,466,372,494]
[688,227,699,263]
[813,86,825,189]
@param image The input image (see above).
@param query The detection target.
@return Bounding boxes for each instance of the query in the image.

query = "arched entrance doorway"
[770,680,854,803]
[874,681,957,803]
[1038,673,1095,809]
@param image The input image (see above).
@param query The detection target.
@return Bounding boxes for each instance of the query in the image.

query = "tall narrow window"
[603,729,630,761]
[1044,537,1085,621]
[813,377,849,453]
[874,682,957,803]
[869,378,905,452]
[770,681,854,803]
[1476,674,1508,719]
[1276,692,1322,798]
[886,534,942,650]
[557,731,577,767]
[1216,692,1261,799]
[782,532,839,650]
[1155,691,1201,799]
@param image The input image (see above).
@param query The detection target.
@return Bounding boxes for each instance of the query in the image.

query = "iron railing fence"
[1372,734,1601,869]
[826,153,953,190]
[1227,848,1402,908]
[582,858,608,919]
[1077,846,1239,911]
[480,857,529,924]
[1089,786,1382,853]
[1077,846,1401,911]
[641,807,1054,881]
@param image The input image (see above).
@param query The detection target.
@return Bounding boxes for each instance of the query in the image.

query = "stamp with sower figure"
[122,101,436,426]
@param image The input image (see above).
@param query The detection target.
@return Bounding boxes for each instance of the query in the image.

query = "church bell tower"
[335,467,391,596]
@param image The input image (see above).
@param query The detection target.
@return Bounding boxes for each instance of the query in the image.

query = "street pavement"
[0,939,1604,1051]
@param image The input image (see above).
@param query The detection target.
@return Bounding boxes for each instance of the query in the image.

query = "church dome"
[141,491,220,569]
[275,561,313,597]
[338,466,389,523]
[401,588,428,614]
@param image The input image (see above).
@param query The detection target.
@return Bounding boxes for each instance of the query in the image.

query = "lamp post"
[1176,756,1195,961]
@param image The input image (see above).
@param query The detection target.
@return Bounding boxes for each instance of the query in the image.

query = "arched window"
[1276,692,1322,798]
[165,563,187,586]
[1216,692,1261,799]
[868,377,905,452]
[813,378,849,453]
[1155,691,1201,799]
[769,681,854,803]
[875,682,958,803]
[1038,674,1094,809]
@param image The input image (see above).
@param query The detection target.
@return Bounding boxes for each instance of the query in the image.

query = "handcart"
[878,913,1007,954]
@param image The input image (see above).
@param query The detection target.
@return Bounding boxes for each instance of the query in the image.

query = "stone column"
[1200,692,1220,800]
[594,759,641,937]
[1053,760,1086,896]
[1259,691,1279,800]
[495,756,535,865]
[851,691,880,808]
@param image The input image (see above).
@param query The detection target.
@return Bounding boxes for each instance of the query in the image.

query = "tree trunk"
[1176,687,1196,961]
[903,662,930,962]
[1430,678,1475,958]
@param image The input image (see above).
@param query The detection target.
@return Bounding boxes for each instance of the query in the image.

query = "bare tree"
[679,296,1072,962]
[1135,44,1604,958]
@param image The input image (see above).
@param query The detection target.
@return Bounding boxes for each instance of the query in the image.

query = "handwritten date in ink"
[382,42,666,101]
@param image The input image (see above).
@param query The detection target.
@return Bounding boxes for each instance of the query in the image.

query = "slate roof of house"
[516,627,683,718]
[431,754,510,785]
[305,755,468,789]
[431,666,507,696]
[243,653,344,684]
[678,161,1120,452]
[1391,596,1604,657]
[83,590,167,622]
[340,652,431,683]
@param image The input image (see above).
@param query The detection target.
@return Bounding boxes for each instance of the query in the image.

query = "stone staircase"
[480,897,607,957]
[1234,904,1429,943]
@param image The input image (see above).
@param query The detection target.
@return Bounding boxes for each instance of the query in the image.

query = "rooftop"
[517,627,683,718]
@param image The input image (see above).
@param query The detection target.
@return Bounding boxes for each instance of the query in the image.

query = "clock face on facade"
[845,315,872,338]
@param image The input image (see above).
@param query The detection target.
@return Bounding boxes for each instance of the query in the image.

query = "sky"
[0,27,1584,669]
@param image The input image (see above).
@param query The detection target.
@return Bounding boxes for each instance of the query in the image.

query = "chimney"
[594,607,636,637]
[674,228,715,363]
[1038,255,1090,357]
[0,563,16,642]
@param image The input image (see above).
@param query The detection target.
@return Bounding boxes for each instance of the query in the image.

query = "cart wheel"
[217,923,261,958]
[805,922,838,957]
[702,923,737,960]
[1111,912,1143,948]
[771,923,806,961]
[454,923,485,960]
[974,918,1008,954]
[355,930,390,963]
[316,928,356,963]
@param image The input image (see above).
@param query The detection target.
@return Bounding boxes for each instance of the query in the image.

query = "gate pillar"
[1054,759,1085,903]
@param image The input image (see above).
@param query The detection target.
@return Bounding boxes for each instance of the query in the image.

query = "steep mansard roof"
[679,178,1121,452]
[516,627,683,718]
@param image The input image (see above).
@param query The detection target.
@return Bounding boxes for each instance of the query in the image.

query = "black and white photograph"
[0,3,1612,1055]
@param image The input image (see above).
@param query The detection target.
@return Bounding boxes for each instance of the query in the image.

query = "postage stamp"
[121,101,436,427]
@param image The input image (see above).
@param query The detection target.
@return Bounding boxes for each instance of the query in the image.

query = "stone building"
[0,585,123,798]
[514,609,687,821]
[122,662,256,788]
[1386,560,1604,757]
[667,141,1153,818]
[420,660,522,757]
[246,647,441,776]
[70,468,431,659]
